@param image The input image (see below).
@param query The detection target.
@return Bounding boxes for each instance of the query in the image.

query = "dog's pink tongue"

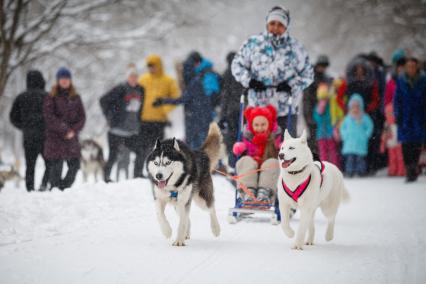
[158,180,167,189]
[282,161,291,168]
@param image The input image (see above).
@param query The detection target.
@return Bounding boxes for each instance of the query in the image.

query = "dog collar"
[288,165,308,175]
[170,191,178,199]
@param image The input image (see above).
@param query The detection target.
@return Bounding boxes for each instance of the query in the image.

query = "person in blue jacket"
[340,94,374,177]
[394,57,426,182]
[154,53,221,149]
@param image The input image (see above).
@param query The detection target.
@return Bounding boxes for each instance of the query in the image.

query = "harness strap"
[214,164,280,204]
[316,160,325,187]
[281,161,326,202]
[281,175,311,202]
[170,191,178,199]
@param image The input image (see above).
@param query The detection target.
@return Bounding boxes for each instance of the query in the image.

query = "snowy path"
[0,175,425,284]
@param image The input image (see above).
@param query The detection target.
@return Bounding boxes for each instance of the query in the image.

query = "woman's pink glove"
[233,142,247,155]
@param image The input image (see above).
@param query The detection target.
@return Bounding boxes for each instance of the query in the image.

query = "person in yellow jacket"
[137,54,180,175]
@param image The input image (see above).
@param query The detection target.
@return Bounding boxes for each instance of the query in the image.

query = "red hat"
[244,105,277,134]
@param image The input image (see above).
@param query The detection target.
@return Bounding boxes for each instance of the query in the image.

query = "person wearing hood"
[384,49,406,107]
[219,51,244,168]
[9,70,50,192]
[339,94,374,177]
[394,57,426,182]
[338,55,381,175]
[100,64,145,182]
[137,55,180,174]
[303,55,333,153]
[43,67,86,190]
[153,53,221,149]
[231,6,314,136]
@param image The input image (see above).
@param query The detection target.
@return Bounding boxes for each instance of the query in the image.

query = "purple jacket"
[43,90,86,160]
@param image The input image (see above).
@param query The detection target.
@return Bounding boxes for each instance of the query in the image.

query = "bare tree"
[0,0,195,99]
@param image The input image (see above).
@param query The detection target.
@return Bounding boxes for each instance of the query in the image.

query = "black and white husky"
[80,139,105,183]
[147,123,222,246]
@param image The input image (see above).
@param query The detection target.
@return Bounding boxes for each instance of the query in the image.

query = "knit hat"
[315,55,330,67]
[126,63,138,77]
[391,49,406,65]
[266,6,290,27]
[56,67,71,80]
[244,105,277,134]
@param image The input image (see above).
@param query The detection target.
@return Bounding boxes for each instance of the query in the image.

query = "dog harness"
[170,191,178,199]
[281,161,325,202]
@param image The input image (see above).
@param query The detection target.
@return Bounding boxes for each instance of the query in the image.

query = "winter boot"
[242,187,257,203]
[257,187,271,203]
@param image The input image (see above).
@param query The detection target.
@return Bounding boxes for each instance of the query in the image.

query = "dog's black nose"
[279,153,285,160]
[156,173,163,180]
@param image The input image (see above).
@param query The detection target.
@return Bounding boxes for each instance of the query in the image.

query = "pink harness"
[281,161,325,202]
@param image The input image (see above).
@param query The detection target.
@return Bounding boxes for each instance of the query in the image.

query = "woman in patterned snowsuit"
[232,5,314,136]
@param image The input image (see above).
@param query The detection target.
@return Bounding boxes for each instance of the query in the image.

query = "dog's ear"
[300,129,307,144]
[154,138,161,150]
[284,129,292,141]
[173,138,180,152]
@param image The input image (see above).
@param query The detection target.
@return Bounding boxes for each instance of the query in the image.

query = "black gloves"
[276,81,292,93]
[249,79,267,92]
[249,79,291,93]
[152,98,165,107]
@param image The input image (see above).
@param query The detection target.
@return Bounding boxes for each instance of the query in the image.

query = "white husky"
[277,130,350,250]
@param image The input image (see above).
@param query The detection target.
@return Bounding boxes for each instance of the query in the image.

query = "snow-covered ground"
[0,173,425,284]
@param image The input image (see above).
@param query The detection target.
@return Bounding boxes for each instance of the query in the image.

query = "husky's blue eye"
[165,161,171,165]
[154,161,159,166]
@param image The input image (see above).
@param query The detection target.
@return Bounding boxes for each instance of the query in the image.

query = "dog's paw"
[292,243,304,250]
[160,224,172,239]
[211,223,221,237]
[325,227,334,241]
[172,240,186,246]
[185,234,191,240]
[282,226,295,238]
[305,241,314,246]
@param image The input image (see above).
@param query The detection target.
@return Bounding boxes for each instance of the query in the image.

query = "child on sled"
[232,105,281,204]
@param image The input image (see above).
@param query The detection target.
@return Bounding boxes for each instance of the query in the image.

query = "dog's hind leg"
[279,201,295,238]
[320,193,339,242]
[194,193,221,237]
[209,205,221,237]
[156,199,172,239]
[325,216,335,241]
[83,170,88,183]
[305,210,316,245]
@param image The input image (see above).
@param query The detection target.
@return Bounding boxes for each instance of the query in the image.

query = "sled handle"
[237,94,245,142]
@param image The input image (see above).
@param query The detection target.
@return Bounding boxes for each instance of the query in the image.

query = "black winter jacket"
[9,70,47,139]
[99,82,144,129]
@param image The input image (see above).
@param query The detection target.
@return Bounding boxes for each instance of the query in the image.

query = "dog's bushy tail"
[201,122,224,172]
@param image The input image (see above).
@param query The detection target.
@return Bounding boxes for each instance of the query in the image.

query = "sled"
[227,91,295,225]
